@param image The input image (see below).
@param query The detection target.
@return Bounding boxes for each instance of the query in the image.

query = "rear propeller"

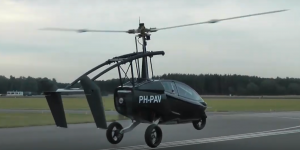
[40,9,288,35]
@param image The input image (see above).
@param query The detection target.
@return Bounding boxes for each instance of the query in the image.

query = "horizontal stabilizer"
[44,92,67,128]
[56,88,84,93]
[80,75,107,129]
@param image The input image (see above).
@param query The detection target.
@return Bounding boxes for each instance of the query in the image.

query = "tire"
[193,117,206,130]
[144,124,163,148]
[106,122,124,144]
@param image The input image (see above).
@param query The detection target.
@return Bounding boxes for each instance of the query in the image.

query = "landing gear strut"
[106,119,163,148]
[106,120,140,144]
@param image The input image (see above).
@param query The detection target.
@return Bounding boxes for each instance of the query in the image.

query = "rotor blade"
[155,9,288,31]
[40,28,129,33]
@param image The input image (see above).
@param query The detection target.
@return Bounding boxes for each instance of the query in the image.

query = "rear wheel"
[144,124,163,148]
[106,122,124,144]
[193,117,206,130]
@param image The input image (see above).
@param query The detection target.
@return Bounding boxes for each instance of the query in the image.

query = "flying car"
[41,9,287,148]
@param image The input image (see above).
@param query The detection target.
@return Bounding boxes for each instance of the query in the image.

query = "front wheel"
[144,124,163,148]
[106,122,124,144]
[193,117,206,130]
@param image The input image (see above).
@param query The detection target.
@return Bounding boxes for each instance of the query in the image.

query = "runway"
[0,111,300,150]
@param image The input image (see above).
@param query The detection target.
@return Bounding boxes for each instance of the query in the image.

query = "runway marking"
[99,126,300,150]
[279,117,300,120]
[209,112,300,121]
[262,125,300,132]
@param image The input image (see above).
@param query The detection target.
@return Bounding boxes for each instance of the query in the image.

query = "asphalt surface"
[1,111,300,150]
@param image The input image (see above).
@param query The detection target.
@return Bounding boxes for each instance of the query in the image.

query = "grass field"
[1,96,300,128]
[0,97,115,111]
[0,113,127,128]
[1,96,300,112]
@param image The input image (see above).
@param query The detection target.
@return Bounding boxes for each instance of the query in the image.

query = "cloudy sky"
[0,0,299,83]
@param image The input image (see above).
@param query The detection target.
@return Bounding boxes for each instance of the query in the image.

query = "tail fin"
[44,75,107,129]
[80,75,107,129]
[44,92,67,128]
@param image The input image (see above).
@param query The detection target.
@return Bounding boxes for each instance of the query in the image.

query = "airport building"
[6,91,24,96]
[5,91,33,96]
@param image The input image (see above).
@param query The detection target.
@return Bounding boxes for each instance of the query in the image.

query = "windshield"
[175,82,204,102]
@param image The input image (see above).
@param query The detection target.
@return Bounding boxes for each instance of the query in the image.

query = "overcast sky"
[0,0,299,83]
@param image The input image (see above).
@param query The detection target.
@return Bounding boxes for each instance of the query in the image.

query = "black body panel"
[114,79,207,124]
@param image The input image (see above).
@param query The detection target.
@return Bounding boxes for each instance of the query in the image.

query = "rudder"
[44,92,68,128]
[79,75,107,129]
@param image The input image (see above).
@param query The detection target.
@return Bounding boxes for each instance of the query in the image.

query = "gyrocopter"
[41,9,287,148]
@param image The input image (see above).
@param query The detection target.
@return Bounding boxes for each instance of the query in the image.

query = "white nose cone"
[119,98,124,104]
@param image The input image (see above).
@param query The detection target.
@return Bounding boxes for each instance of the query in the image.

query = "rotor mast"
[141,35,148,79]
[136,23,152,80]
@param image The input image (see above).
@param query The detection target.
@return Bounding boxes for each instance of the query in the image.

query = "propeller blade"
[40,28,129,33]
[155,9,288,31]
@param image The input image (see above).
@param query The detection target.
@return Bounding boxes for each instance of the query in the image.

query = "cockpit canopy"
[160,80,205,102]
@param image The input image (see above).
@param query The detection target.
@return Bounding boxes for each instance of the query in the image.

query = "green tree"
[287,83,300,94]
[246,82,259,95]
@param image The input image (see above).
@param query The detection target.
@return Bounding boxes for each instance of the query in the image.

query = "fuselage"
[113,79,207,124]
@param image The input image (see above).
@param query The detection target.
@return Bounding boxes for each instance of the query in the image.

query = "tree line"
[1,73,300,95]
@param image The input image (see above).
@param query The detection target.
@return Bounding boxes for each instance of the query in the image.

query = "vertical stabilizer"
[44,92,68,128]
[80,75,107,129]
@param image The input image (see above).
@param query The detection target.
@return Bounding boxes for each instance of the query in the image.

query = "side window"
[161,81,177,94]
[175,82,204,102]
